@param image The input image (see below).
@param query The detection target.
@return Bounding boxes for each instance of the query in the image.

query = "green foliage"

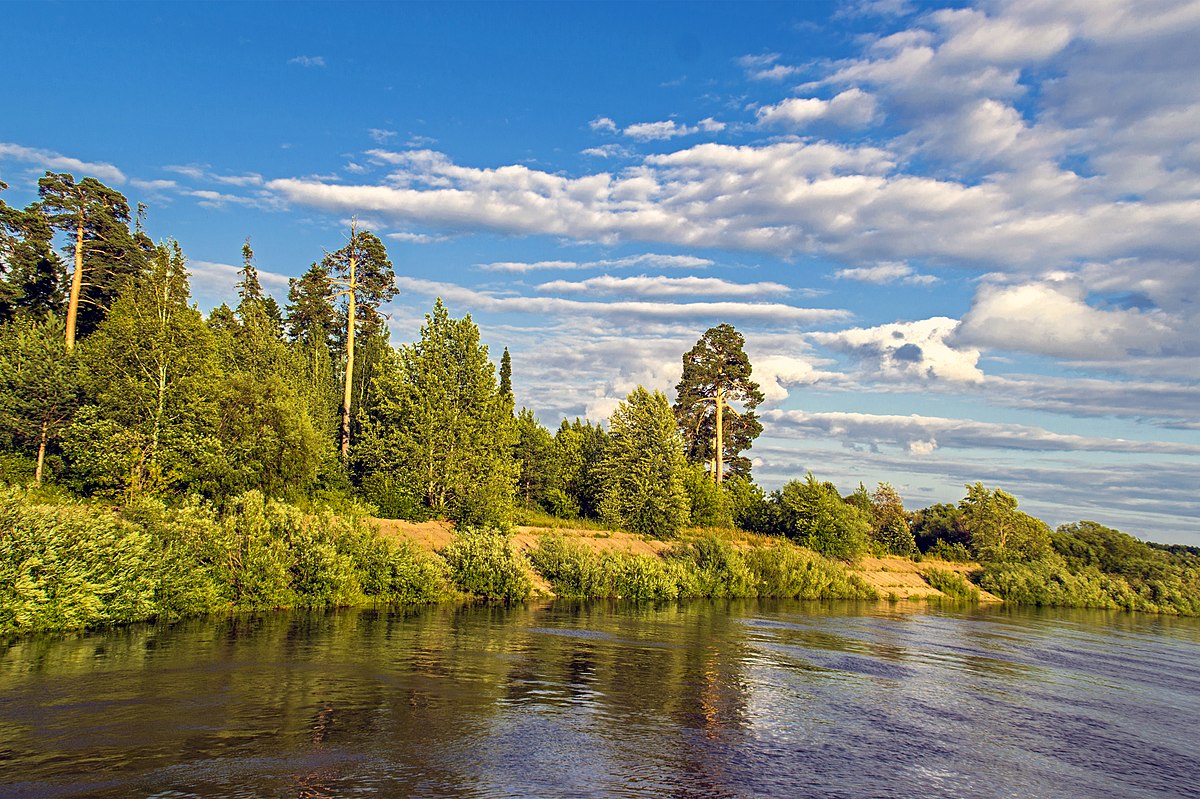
[440,527,532,601]
[672,323,764,480]
[774,473,871,560]
[868,483,917,556]
[356,300,517,527]
[0,489,451,636]
[598,386,690,538]
[682,464,733,527]
[959,483,1052,561]
[722,474,773,533]
[912,503,969,553]
[529,532,875,601]
[925,540,974,562]
[923,568,981,601]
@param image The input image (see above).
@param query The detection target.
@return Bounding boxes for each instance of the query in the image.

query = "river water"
[1,601,1198,799]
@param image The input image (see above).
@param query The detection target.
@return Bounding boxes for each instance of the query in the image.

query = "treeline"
[2,172,1198,624]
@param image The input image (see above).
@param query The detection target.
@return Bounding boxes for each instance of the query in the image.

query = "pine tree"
[0,194,64,321]
[285,262,336,346]
[324,222,397,462]
[37,172,144,350]
[673,324,764,484]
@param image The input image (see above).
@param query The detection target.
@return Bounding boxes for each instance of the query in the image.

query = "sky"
[2,0,1198,544]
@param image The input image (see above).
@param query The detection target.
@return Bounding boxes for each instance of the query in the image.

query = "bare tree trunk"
[340,225,358,463]
[64,218,84,353]
[35,420,48,487]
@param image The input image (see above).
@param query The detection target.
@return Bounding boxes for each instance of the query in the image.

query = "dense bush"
[440,526,532,601]
[0,488,452,636]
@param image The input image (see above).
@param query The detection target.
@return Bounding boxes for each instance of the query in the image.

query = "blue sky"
[3,1,1199,544]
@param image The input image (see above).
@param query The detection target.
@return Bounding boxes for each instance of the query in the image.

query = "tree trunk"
[714,382,724,485]
[340,232,357,463]
[64,217,84,353]
[35,420,48,487]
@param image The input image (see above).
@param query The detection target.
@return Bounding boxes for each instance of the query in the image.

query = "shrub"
[441,527,532,601]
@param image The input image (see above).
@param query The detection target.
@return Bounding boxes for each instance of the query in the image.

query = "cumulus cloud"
[589,117,618,134]
[956,280,1178,360]
[581,144,635,158]
[810,317,984,383]
[535,274,791,298]
[756,89,880,128]
[190,260,291,290]
[0,142,126,184]
[623,120,698,141]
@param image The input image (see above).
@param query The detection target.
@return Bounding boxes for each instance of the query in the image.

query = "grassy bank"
[5,490,1197,637]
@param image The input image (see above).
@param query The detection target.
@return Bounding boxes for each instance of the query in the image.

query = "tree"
[0,195,63,322]
[673,324,764,484]
[774,473,870,560]
[0,317,82,484]
[285,261,337,346]
[68,241,222,497]
[959,483,1052,561]
[356,299,516,525]
[323,222,396,462]
[499,346,513,400]
[598,386,690,538]
[514,407,554,506]
[37,172,143,351]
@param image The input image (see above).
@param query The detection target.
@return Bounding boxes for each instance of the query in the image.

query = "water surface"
[2,601,1198,798]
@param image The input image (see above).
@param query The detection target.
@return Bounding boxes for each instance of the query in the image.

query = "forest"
[2,172,1198,635]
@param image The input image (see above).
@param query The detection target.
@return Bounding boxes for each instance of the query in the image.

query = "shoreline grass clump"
[923,567,981,602]
[529,532,876,601]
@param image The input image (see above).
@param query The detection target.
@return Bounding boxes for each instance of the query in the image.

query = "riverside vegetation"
[1,172,1198,636]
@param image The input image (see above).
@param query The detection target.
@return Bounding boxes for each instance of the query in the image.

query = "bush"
[926,540,974,562]
[441,527,532,601]
[745,542,877,600]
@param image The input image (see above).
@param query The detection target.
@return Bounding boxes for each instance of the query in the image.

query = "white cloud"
[387,231,450,244]
[833,261,937,285]
[756,88,880,128]
[535,274,791,298]
[623,120,698,141]
[581,144,635,158]
[288,55,326,67]
[130,179,178,191]
[368,128,398,143]
[762,409,1200,456]
[478,253,714,273]
[395,275,849,325]
[189,260,291,290]
[589,117,618,134]
[811,317,984,383]
[698,117,726,133]
[0,142,126,184]
[956,280,1178,360]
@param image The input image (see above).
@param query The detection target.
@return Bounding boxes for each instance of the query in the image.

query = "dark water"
[2,601,1199,799]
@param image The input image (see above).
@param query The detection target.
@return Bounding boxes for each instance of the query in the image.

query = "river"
[2,600,1198,798]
